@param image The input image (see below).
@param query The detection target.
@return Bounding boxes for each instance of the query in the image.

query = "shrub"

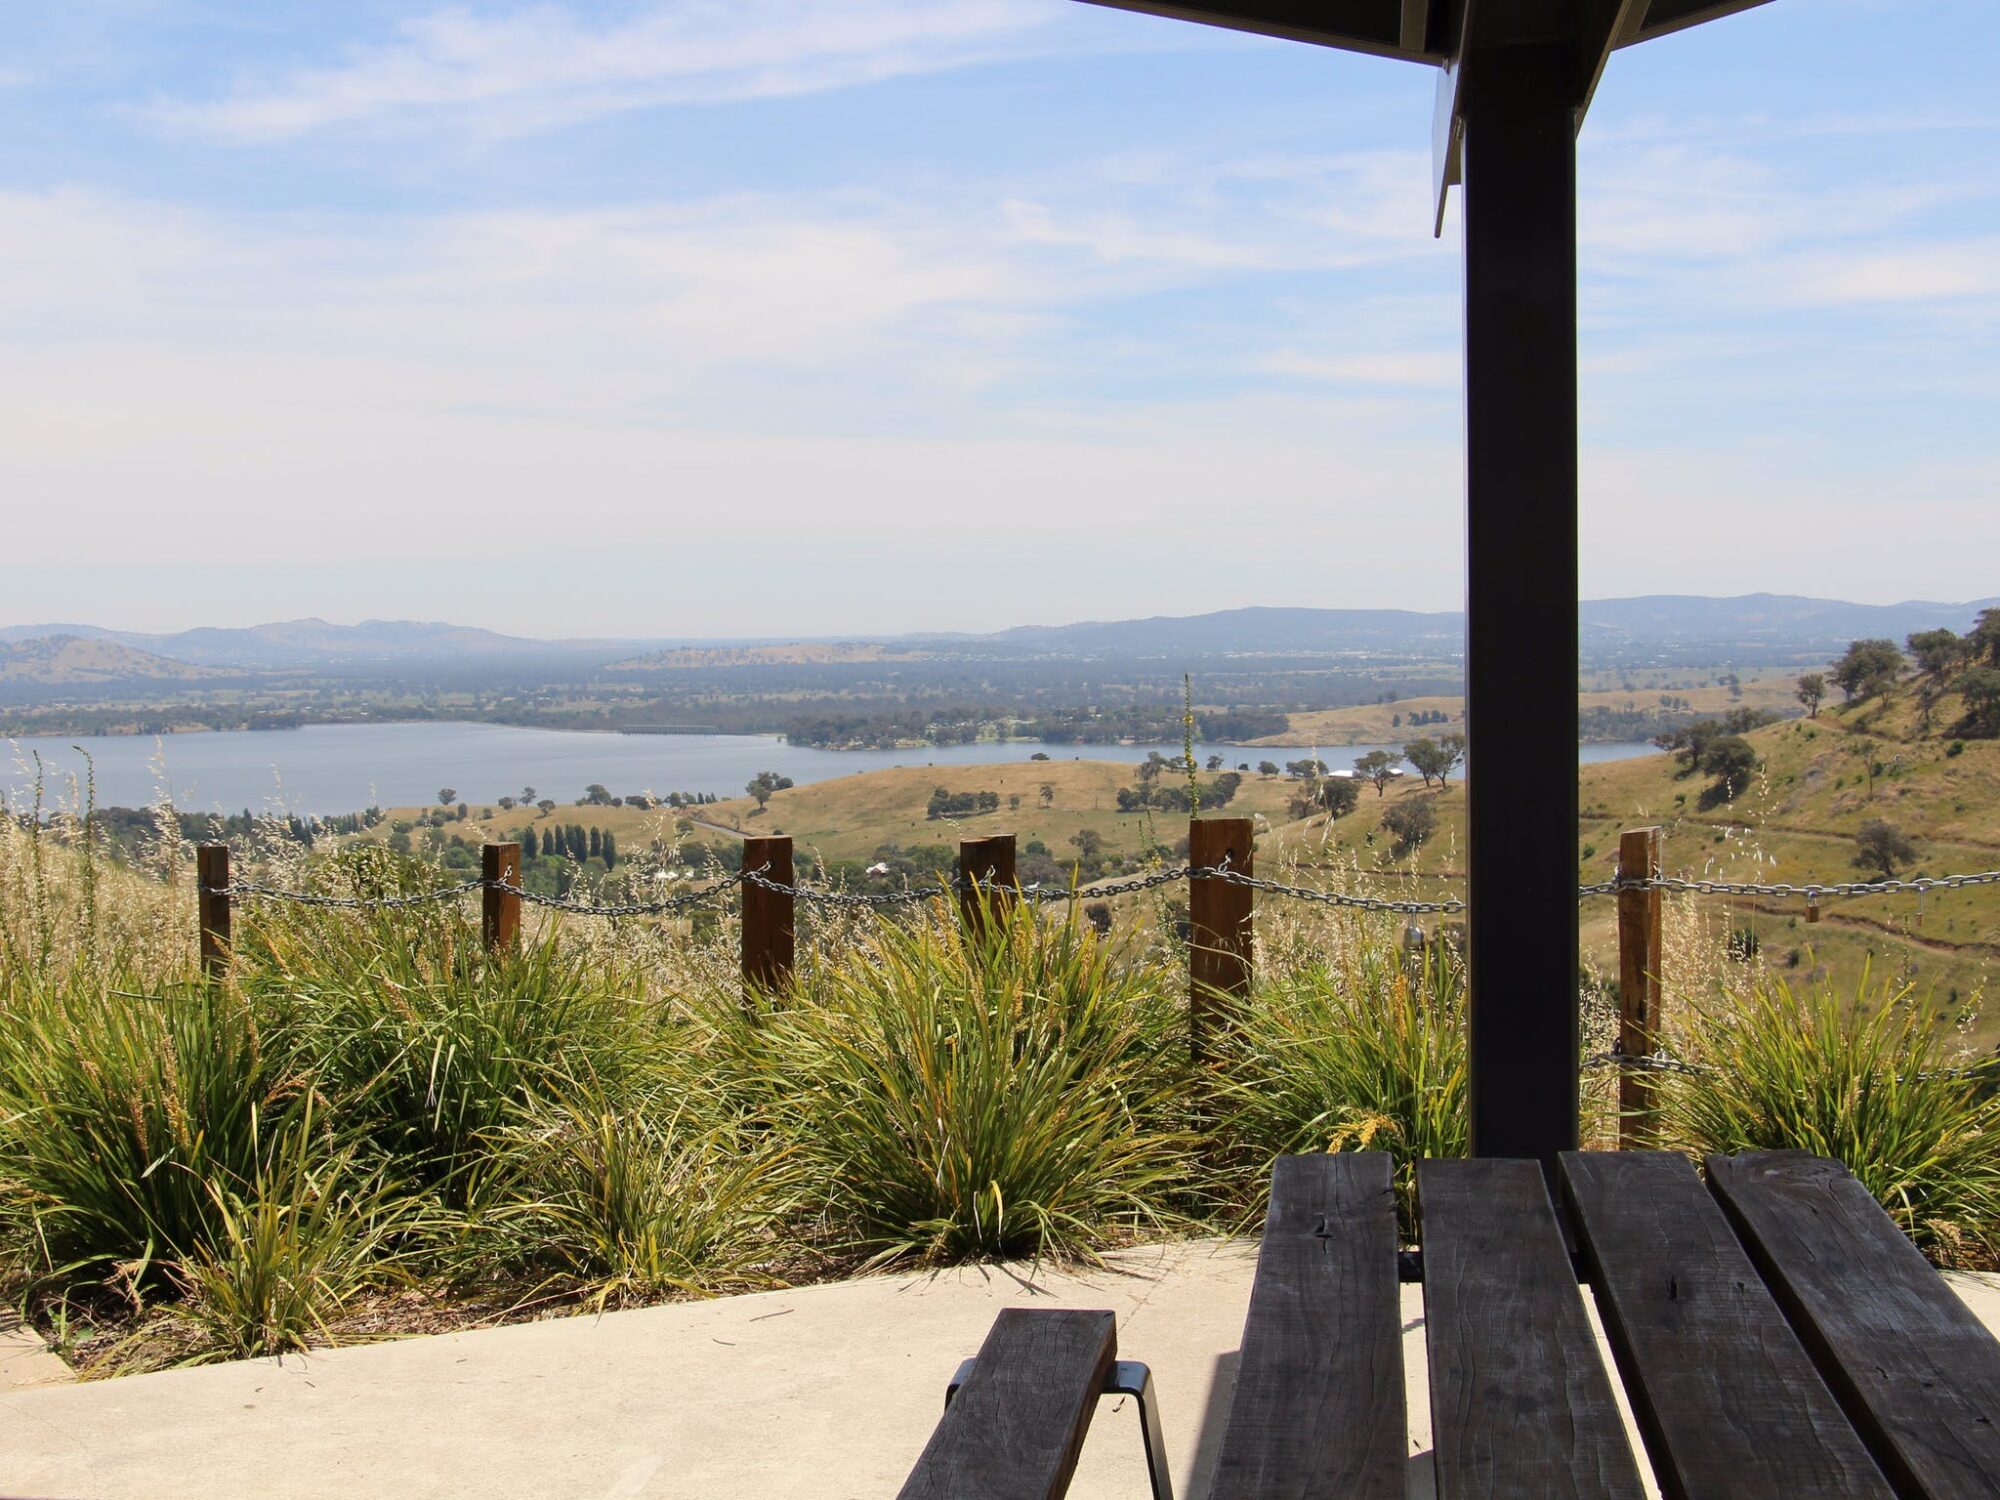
[1217,923,1466,1236]
[744,900,1194,1264]
[1664,972,2000,1265]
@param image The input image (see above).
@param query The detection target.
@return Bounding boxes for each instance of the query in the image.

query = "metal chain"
[496,871,746,918]
[199,861,2000,920]
[1582,1048,1998,1084]
[204,879,485,910]
[1581,869,2000,902]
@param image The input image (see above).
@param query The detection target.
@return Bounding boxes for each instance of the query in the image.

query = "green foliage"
[1403,733,1465,788]
[1380,797,1437,855]
[1833,638,1904,701]
[738,902,1194,1265]
[1665,973,2000,1264]
[1852,818,1918,880]
[1217,931,1466,1237]
[1961,667,2000,738]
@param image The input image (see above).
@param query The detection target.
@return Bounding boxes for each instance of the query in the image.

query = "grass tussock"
[1664,967,2000,1266]
[2,787,1996,1376]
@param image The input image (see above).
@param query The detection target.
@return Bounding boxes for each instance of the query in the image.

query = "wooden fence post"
[1616,826,1664,1148]
[482,842,521,952]
[1189,817,1255,1063]
[197,843,231,979]
[958,834,1017,939]
[741,834,795,1000]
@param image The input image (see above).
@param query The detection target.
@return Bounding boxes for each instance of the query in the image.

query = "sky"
[0,0,1995,638]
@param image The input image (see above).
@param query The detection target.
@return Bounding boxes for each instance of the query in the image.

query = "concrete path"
[3,1243,1997,1499]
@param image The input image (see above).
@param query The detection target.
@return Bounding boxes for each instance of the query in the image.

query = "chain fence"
[200,854,2000,1088]
[204,861,2000,922]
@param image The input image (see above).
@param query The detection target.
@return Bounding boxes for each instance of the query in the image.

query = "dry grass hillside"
[1255,671,1799,746]
[0,635,220,685]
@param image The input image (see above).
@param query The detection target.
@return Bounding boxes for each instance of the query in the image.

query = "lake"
[3,722,1662,818]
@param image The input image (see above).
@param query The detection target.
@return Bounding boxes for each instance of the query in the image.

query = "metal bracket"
[946,1357,1174,1500]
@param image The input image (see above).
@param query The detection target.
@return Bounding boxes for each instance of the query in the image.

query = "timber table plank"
[898,1307,1117,1500]
[1708,1150,2000,1500]
[1562,1150,1893,1500]
[1419,1158,1646,1500]
[1208,1152,1407,1500]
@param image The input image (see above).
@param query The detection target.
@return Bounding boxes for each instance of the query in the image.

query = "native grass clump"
[4,787,1999,1376]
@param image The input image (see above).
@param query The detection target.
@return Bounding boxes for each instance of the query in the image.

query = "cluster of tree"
[1852,818,1917,881]
[1290,775,1361,822]
[1661,708,1772,808]
[520,823,619,868]
[616,790,718,810]
[926,787,1002,820]
[1020,707,1288,745]
[1398,708,1452,727]
[746,771,795,808]
[1115,771,1242,812]
[1810,613,2000,737]
[1403,734,1465,789]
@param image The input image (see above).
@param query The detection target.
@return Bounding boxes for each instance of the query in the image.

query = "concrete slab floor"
[2,1244,1997,1500]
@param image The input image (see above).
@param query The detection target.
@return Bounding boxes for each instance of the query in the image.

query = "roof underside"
[1080,0,1775,65]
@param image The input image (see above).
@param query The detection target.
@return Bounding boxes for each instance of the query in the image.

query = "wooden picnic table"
[901,1149,2000,1500]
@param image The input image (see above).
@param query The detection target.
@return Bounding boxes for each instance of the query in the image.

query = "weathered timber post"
[1616,827,1665,1149]
[958,834,1017,940]
[1188,817,1255,1063]
[196,843,231,979]
[482,842,521,952]
[741,834,795,1001]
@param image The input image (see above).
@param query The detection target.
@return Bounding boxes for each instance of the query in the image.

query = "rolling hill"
[0,635,221,686]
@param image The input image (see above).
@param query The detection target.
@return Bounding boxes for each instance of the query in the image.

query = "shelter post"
[1460,43,1581,1173]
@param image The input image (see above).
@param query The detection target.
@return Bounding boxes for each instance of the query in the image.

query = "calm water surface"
[4,722,1660,817]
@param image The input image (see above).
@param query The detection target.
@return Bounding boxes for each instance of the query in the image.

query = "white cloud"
[152,1,1068,142]
[1257,350,1457,387]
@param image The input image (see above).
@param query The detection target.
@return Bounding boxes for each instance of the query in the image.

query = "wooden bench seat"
[1708,1150,2000,1500]
[899,1307,1117,1500]
[1207,1152,1407,1500]
[1418,1157,1644,1499]
[900,1149,2000,1500]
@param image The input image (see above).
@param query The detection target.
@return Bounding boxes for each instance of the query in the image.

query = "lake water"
[3,722,1662,817]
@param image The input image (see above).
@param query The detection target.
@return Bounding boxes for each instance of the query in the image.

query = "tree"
[582,783,613,806]
[746,771,793,809]
[1206,754,1225,772]
[1907,629,1966,682]
[1795,672,1825,718]
[1381,797,1436,855]
[437,788,457,806]
[522,826,538,858]
[1316,776,1360,819]
[1285,758,1327,780]
[1698,735,1758,805]
[497,796,515,810]
[521,787,536,805]
[601,831,617,869]
[1973,609,2000,667]
[1039,783,1055,807]
[588,826,602,860]
[1069,828,1102,860]
[1960,666,2000,737]
[1851,819,1917,880]
[1354,750,1400,797]
[1832,639,1903,701]
[536,799,556,815]
[1257,761,1280,778]
[1403,734,1465,789]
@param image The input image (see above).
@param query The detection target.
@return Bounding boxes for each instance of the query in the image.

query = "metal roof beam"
[1075,2,1448,64]
[1624,0,1775,46]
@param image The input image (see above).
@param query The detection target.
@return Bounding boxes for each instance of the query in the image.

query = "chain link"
[204,879,485,910]
[198,861,2000,920]
[1586,868,2000,902]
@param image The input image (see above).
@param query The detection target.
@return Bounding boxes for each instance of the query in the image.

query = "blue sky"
[0,0,1994,636]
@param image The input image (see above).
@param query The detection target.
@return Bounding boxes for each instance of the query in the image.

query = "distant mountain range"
[3,594,1994,681]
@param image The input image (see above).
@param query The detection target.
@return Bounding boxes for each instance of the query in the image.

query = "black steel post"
[1461,43,1580,1172]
